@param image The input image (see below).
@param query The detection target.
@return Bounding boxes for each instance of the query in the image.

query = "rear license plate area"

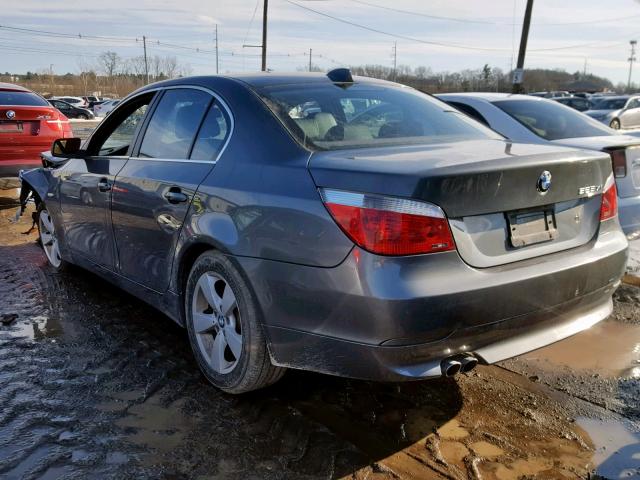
[0,121,22,133]
[506,207,558,248]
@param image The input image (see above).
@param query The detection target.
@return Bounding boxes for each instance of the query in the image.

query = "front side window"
[257,83,500,151]
[494,99,613,141]
[90,93,154,156]
[139,89,211,159]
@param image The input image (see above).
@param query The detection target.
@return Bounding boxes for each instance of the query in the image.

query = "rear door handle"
[97,179,111,192]
[164,189,189,204]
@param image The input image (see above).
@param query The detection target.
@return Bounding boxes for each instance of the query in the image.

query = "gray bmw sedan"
[19,70,628,393]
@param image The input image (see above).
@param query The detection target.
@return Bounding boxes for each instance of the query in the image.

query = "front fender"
[15,168,55,219]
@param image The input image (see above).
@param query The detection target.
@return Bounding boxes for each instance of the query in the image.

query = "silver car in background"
[583,95,640,130]
[438,93,640,236]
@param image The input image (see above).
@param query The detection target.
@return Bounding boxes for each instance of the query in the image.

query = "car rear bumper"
[265,288,613,381]
[618,194,640,237]
[235,219,627,381]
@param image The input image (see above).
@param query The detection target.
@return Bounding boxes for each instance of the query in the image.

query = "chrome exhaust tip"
[441,358,462,377]
[459,355,478,373]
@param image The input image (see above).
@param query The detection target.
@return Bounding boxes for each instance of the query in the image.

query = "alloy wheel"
[39,209,62,268]
[191,272,242,374]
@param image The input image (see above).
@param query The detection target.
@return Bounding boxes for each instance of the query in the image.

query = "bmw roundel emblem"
[537,170,552,194]
[5,110,15,119]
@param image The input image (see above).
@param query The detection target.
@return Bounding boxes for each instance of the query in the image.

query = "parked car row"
[11,70,629,394]
[48,95,120,117]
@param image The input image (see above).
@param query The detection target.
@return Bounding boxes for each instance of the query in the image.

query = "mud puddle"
[519,318,640,378]
[577,418,640,479]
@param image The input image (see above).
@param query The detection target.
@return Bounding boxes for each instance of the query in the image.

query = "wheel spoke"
[40,213,54,233]
[224,325,242,359]
[220,284,237,317]
[209,332,227,372]
[40,231,53,246]
[193,312,216,334]
[197,275,219,312]
[51,240,61,261]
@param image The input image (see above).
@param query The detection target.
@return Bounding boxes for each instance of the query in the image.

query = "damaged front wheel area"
[37,203,67,271]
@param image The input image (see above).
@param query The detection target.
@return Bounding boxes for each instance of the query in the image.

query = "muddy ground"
[0,187,638,480]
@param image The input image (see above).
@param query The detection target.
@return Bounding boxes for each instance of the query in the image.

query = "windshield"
[590,98,628,110]
[0,90,49,106]
[493,98,613,140]
[257,82,500,150]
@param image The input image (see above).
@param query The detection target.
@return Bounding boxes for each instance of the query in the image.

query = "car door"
[111,86,231,292]
[58,92,156,269]
[52,100,73,118]
[620,98,639,128]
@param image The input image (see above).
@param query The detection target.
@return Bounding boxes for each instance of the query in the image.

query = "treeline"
[0,51,194,98]
[349,64,619,94]
[1,56,631,98]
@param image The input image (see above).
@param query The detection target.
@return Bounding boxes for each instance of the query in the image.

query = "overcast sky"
[4,0,640,84]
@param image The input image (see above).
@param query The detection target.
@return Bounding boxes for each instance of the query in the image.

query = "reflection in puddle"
[577,418,640,479]
[8,315,64,341]
[521,319,640,378]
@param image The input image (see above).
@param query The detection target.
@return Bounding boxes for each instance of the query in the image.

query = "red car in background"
[0,83,73,177]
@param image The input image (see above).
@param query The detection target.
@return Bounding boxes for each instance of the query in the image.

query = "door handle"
[97,179,111,192]
[164,189,189,204]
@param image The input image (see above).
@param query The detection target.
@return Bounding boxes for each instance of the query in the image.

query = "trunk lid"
[309,139,612,267]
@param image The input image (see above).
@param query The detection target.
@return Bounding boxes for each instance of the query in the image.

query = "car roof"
[592,95,630,100]
[135,72,400,95]
[0,82,31,93]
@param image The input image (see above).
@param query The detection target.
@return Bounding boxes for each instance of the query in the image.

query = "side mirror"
[51,137,82,158]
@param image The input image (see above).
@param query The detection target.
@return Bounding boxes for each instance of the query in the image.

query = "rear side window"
[258,83,499,151]
[190,104,231,161]
[0,91,49,106]
[139,89,211,159]
[494,99,613,140]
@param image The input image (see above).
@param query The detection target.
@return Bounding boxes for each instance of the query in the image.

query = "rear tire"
[185,251,285,393]
[78,114,88,120]
[610,118,621,129]
[36,203,68,272]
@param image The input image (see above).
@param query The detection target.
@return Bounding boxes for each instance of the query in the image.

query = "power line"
[348,0,640,26]
[283,0,510,52]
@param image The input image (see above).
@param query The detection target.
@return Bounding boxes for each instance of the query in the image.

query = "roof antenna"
[327,68,354,84]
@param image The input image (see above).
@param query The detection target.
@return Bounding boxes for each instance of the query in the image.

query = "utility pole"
[512,0,534,94]
[261,0,268,71]
[392,42,397,82]
[143,35,149,84]
[215,25,219,74]
[309,48,312,72]
[583,57,587,76]
[628,40,637,90]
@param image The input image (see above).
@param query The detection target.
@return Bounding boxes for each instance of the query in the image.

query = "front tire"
[610,118,621,129]
[185,251,285,393]
[37,204,68,272]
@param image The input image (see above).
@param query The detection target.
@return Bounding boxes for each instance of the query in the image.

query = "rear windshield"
[493,98,612,140]
[0,90,49,107]
[257,82,500,150]
[590,98,628,110]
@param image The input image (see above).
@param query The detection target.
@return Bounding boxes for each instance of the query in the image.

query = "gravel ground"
[0,191,639,479]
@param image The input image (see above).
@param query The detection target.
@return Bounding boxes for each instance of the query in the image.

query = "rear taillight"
[610,149,627,178]
[320,189,455,255]
[599,178,618,221]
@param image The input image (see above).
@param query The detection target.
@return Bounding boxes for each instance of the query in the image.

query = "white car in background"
[438,92,640,236]
[51,96,88,108]
[93,99,120,117]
